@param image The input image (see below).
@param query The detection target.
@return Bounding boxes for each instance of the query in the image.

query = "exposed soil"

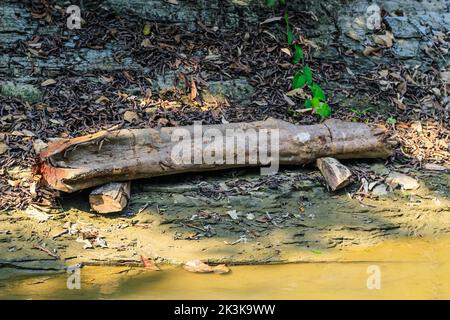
[0,0,449,271]
[1,165,449,271]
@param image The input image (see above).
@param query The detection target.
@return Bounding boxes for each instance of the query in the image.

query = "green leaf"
[287,30,294,45]
[284,12,289,25]
[386,117,397,125]
[303,65,313,85]
[310,83,326,101]
[314,102,331,118]
[284,13,294,45]
[279,0,286,4]
[304,99,312,109]
[292,72,307,89]
[293,44,304,64]
[143,23,151,36]
[311,97,321,108]
[266,0,276,7]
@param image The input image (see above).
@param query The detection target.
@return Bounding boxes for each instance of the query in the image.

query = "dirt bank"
[1,163,449,272]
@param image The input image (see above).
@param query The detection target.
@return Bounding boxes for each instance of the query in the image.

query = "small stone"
[246,213,255,220]
[0,142,8,155]
[372,184,389,196]
[423,163,448,171]
[410,121,422,133]
[440,72,450,82]
[123,110,139,123]
[33,139,48,154]
[183,260,213,273]
[386,172,420,190]
[384,16,420,39]
[370,163,390,176]
[392,40,420,59]
[227,210,239,220]
[212,264,230,274]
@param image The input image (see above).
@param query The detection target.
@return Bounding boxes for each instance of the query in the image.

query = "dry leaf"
[141,38,151,48]
[21,129,35,137]
[141,255,161,270]
[123,111,139,123]
[183,260,213,273]
[283,94,295,106]
[363,46,382,56]
[30,182,37,198]
[286,88,306,98]
[378,70,389,78]
[346,31,361,42]
[0,142,8,155]
[95,96,110,104]
[373,31,394,48]
[393,97,406,110]
[280,47,291,56]
[41,79,57,87]
[33,139,48,154]
[8,180,20,187]
[397,81,407,96]
[190,79,197,100]
[260,16,282,25]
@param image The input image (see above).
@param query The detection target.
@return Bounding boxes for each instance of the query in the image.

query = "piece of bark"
[38,118,393,192]
[89,182,131,214]
[316,157,352,191]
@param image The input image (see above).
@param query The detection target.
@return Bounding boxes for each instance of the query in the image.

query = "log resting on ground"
[37,118,393,192]
[89,182,131,214]
[316,157,353,191]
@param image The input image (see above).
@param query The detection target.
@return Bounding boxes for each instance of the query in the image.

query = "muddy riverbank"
[2,233,450,299]
[1,163,449,274]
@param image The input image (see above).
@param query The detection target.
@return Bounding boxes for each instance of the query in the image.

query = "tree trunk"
[37,118,393,192]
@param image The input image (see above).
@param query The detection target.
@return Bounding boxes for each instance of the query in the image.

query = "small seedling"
[293,44,304,64]
[386,117,397,126]
[266,0,331,118]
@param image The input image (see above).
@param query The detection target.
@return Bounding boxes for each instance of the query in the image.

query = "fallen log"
[37,118,393,192]
[316,157,352,191]
[89,182,131,214]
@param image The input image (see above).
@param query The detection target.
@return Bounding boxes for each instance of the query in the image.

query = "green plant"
[268,1,331,118]
[386,116,397,126]
[284,13,294,45]
[266,0,286,8]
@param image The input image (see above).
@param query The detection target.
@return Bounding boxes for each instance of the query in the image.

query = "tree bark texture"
[37,118,393,192]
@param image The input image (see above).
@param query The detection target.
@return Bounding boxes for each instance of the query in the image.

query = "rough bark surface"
[38,119,392,192]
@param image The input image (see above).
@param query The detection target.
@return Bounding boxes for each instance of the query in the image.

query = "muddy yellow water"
[1,235,450,300]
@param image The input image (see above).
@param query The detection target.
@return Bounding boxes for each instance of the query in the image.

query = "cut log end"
[89,182,131,214]
[316,157,352,191]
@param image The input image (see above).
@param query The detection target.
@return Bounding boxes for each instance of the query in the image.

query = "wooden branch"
[37,118,393,192]
[89,182,131,214]
[316,157,352,191]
